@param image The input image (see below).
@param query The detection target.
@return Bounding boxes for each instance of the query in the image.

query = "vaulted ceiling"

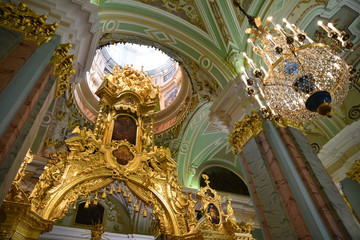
[28,0,360,191]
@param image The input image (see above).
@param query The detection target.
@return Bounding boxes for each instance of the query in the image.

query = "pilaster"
[282,126,360,239]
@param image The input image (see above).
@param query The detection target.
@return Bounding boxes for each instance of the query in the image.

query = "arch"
[199,166,249,196]
[98,1,233,88]
[177,103,240,187]
[97,33,221,101]
[37,170,182,236]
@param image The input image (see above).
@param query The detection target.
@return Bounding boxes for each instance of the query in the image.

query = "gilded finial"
[202,174,210,187]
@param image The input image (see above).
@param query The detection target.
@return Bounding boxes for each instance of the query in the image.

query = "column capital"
[228,111,263,154]
[209,74,261,133]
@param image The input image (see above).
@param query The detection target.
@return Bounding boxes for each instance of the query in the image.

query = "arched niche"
[75,202,105,225]
[54,195,134,234]
[200,167,249,196]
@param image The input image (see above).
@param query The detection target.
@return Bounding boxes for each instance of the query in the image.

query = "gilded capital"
[346,160,360,184]
[0,1,58,45]
[228,111,263,154]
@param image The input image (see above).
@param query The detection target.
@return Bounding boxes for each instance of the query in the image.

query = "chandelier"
[234,1,356,123]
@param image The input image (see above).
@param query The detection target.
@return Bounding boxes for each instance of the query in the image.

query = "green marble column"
[0,35,60,204]
[0,35,60,137]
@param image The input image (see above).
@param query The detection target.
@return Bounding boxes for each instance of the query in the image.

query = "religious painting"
[207,203,220,224]
[112,145,134,165]
[112,115,137,145]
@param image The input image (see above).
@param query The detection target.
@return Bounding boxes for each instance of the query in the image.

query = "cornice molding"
[209,74,260,134]
[13,0,102,83]
[318,120,360,183]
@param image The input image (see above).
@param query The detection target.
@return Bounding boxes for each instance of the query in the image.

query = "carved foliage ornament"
[228,111,263,154]
[139,0,206,31]
[347,160,360,184]
[0,150,53,239]
[50,44,76,98]
[0,1,58,45]
[26,66,191,236]
[5,66,252,239]
[183,174,254,239]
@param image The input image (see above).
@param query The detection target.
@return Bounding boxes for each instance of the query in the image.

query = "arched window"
[75,202,105,225]
[200,167,249,195]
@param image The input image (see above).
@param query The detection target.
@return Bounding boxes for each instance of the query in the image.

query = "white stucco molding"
[318,120,360,183]
[13,0,102,83]
[209,74,261,134]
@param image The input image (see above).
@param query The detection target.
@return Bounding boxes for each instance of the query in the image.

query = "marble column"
[0,35,60,137]
[209,76,360,240]
[0,27,38,95]
[0,35,60,204]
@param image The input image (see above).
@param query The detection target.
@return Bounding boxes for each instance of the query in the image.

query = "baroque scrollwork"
[0,1,58,45]
[173,174,254,239]
[348,104,360,120]
[25,65,194,237]
[2,65,252,239]
[50,44,76,98]
[5,149,33,203]
[228,111,263,154]
[139,0,206,31]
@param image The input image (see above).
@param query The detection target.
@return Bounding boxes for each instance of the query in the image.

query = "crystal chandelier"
[234,1,356,123]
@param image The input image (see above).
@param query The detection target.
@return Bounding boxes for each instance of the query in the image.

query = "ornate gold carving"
[56,110,67,121]
[139,0,206,31]
[14,149,33,187]
[173,174,254,239]
[50,43,76,98]
[347,160,360,184]
[0,201,30,240]
[259,107,304,130]
[96,65,158,105]
[0,150,53,239]
[25,66,188,236]
[0,1,58,45]
[5,66,250,239]
[89,222,105,240]
[228,111,263,154]
[271,115,304,131]
[5,149,32,203]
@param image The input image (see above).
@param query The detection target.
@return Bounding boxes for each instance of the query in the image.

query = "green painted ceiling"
[68,0,360,187]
